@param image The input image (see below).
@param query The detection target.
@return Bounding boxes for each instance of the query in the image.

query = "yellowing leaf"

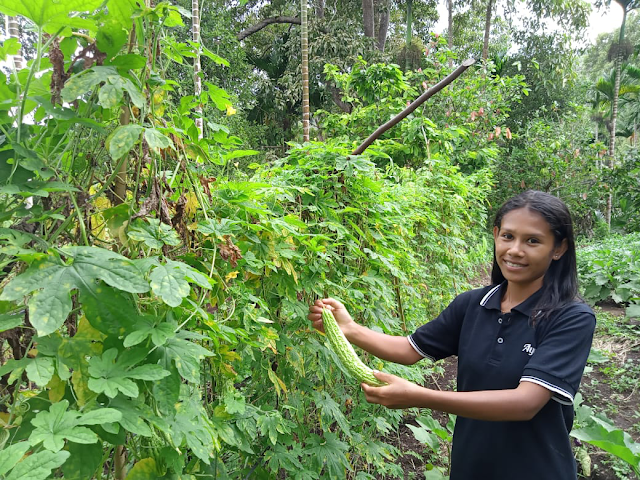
[225,271,239,282]
[72,369,97,407]
[184,192,198,217]
[125,458,159,480]
[47,373,66,403]
[267,369,287,396]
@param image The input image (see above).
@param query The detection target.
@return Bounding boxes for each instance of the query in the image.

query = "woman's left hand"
[361,370,424,409]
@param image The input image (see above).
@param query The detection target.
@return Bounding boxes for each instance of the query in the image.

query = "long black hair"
[491,190,579,323]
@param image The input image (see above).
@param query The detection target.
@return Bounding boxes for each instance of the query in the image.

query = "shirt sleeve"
[407,290,474,361]
[520,303,596,405]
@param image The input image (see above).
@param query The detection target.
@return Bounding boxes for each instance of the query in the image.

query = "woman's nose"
[507,240,525,255]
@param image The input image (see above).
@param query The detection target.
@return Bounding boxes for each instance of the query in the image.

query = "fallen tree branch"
[352,58,476,156]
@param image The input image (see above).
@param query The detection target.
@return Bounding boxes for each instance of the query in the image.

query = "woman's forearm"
[344,322,422,365]
[362,375,553,421]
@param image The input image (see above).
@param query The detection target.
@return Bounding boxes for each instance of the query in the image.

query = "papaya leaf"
[0,247,149,336]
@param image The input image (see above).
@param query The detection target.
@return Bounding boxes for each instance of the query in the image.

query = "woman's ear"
[553,239,569,260]
[493,226,499,241]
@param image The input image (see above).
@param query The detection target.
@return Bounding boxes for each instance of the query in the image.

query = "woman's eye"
[528,238,540,244]
[501,233,513,239]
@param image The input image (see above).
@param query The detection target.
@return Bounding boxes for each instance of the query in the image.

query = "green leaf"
[96,21,128,59]
[109,396,155,437]
[0,247,149,336]
[121,78,145,108]
[222,149,259,161]
[124,458,159,479]
[0,38,20,62]
[626,302,640,319]
[0,442,31,476]
[79,282,140,334]
[159,333,212,383]
[25,356,55,387]
[87,348,169,398]
[61,71,103,103]
[108,54,147,70]
[0,0,103,29]
[144,128,174,151]
[5,450,70,480]
[106,0,138,30]
[98,83,122,109]
[149,264,191,307]
[29,400,99,452]
[124,316,176,348]
[571,417,640,469]
[79,408,122,425]
[127,218,180,249]
[61,441,103,480]
[0,313,23,332]
[108,124,143,160]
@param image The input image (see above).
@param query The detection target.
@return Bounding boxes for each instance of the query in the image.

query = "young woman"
[308,190,596,480]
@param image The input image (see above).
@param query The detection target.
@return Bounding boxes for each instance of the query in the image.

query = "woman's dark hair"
[491,190,578,323]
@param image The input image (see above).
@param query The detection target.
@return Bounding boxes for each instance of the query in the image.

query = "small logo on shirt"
[522,343,536,355]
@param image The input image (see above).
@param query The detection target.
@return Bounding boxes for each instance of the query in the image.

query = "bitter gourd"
[321,307,387,386]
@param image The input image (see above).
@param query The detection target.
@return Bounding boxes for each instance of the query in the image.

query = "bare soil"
[383,271,640,479]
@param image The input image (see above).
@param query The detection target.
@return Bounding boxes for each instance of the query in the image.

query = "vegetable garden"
[0,0,639,479]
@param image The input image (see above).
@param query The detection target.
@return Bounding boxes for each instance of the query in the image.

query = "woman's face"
[493,207,567,290]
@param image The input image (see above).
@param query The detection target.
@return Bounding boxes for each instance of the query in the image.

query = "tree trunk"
[606,6,627,228]
[362,0,375,38]
[447,0,453,51]
[482,0,494,61]
[301,0,310,142]
[377,0,390,52]
[315,0,325,19]
[4,16,24,71]
[193,0,203,139]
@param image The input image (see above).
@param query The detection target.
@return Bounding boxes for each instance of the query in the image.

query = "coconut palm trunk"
[193,0,203,139]
[301,0,310,142]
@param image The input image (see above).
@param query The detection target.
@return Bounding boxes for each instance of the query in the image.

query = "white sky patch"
[433,0,624,45]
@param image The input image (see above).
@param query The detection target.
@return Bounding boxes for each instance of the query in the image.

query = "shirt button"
[497,337,504,344]
[498,318,503,324]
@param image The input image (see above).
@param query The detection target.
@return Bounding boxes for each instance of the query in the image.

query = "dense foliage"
[0,0,639,479]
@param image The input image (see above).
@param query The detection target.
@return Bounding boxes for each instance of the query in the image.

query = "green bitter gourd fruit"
[321,308,387,386]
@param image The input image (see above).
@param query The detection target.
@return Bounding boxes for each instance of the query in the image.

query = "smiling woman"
[309,190,596,480]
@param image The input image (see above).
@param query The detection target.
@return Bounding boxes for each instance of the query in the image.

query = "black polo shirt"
[407,283,595,480]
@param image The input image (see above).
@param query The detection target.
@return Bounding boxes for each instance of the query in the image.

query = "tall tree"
[193,0,203,138]
[301,0,310,141]
[605,0,639,226]
[482,0,494,61]
[363,0,375,38]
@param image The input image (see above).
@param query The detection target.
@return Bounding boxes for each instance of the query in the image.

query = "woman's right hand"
[307,298,356,336]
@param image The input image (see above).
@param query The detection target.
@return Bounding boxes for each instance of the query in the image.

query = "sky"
[433,0,624,44]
